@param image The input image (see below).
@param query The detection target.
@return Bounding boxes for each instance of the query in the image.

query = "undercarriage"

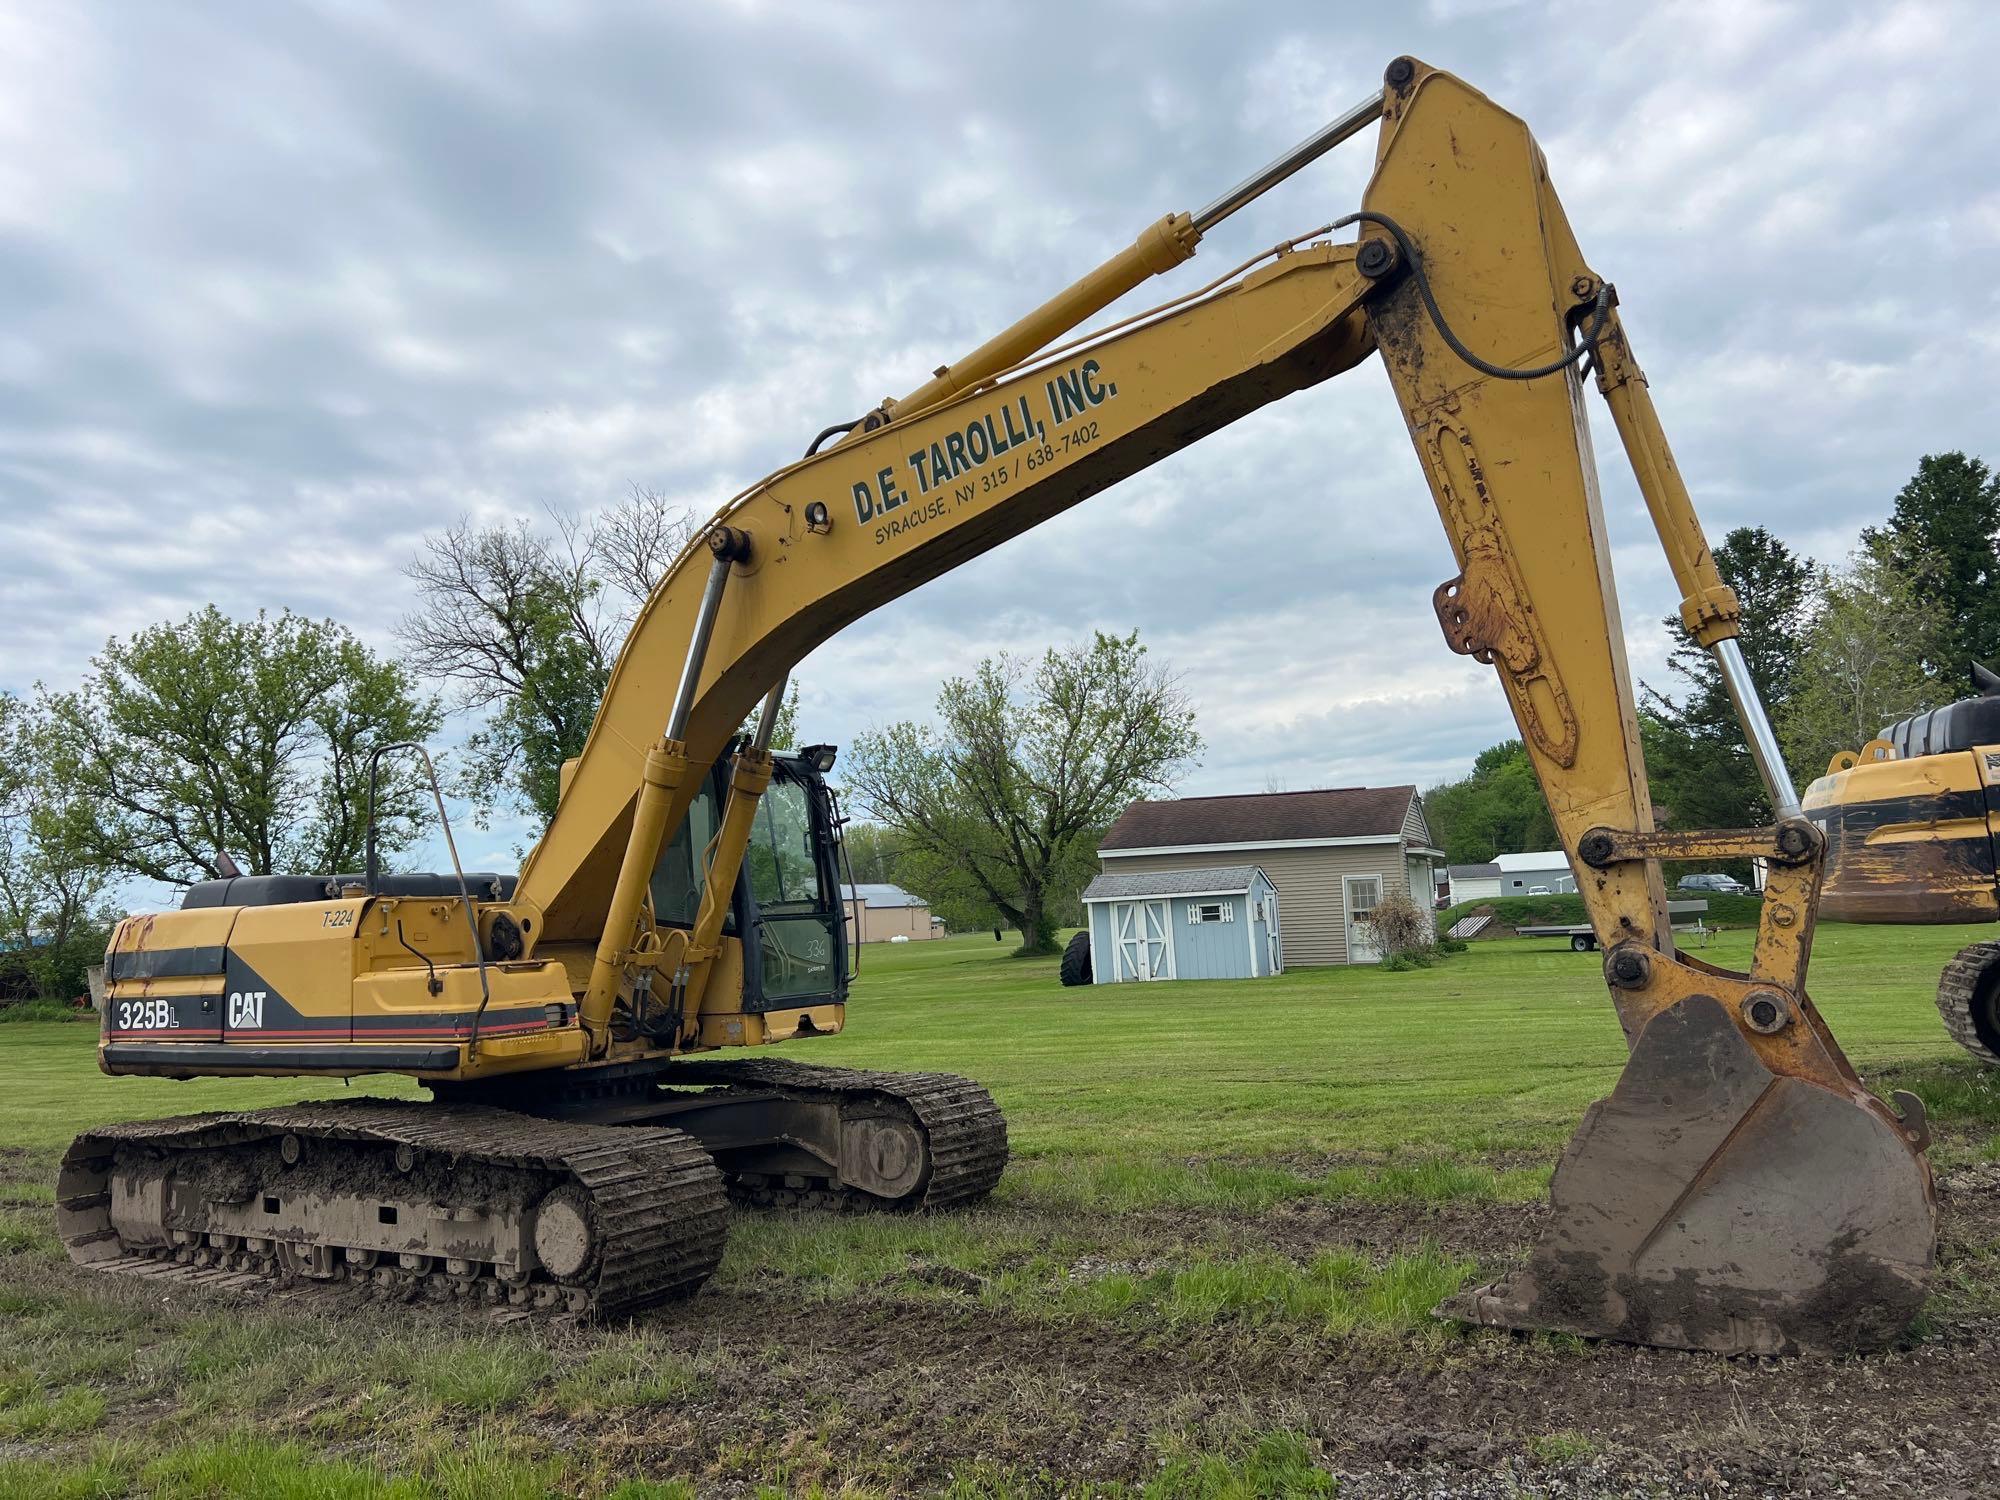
[58,1060,1008,1317]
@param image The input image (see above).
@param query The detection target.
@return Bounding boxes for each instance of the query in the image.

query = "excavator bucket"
[1446,994,1937,1355]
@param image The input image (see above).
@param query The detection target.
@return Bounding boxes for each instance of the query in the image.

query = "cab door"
[741,763,847,1011]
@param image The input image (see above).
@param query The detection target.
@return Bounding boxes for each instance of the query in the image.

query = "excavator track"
[1937,941,2000,1066]
[56,1099,728,1319]
[664,1058,1009,1210]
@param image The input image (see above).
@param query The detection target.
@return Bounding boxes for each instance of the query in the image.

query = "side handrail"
[363,742,495,1053]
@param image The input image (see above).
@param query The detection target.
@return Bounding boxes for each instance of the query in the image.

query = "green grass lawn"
[3,921,1977,1166]
[802,921,1975,1162]
[8,922,1971,1165]
[0,922,1991,1498]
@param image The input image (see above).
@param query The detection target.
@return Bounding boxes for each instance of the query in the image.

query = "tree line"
[1425,451,1999,864]
[1,488,689,998]
[3,486,1201,994]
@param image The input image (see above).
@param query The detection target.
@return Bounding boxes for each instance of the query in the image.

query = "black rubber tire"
[1059,930,1093,987]
[1570,934,1595,952]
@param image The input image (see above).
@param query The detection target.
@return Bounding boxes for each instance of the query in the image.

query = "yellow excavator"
[62,57,1938,1357]
[1804,665,2000,1060]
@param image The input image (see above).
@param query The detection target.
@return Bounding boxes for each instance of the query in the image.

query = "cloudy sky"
[4,0,1998,874]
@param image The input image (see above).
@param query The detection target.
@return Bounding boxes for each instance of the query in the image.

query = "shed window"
[1188,901,1233,924]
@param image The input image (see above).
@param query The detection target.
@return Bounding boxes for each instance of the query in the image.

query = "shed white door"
[1112,900,1173,982]
[1344,875,1384,964]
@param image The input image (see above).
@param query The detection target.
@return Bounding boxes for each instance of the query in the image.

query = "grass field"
[1,923,1995,1497]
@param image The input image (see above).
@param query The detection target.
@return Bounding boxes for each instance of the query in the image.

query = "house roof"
[1082,865,1264,903]
[1447,862,1502,878]
[1491,851,1571,873]
[838,883,928,908]
[1099,786,1418,852]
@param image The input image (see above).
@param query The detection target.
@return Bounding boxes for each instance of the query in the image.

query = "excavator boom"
[77,57,1936,1354]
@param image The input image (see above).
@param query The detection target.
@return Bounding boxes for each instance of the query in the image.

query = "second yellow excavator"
[62,57,1938,1357]
[1805,664,2000,1060]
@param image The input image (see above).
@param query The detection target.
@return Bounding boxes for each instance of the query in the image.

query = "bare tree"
[396,489,701,824]
[590,485,698,623]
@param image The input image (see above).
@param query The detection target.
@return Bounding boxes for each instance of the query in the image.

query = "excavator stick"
[1360,61,1936,1353]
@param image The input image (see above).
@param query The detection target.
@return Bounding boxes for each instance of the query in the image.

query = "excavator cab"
[649,747,853,1015]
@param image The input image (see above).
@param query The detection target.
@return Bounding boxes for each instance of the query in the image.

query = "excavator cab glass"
[649,780,727,929]
[744,759,846,1007]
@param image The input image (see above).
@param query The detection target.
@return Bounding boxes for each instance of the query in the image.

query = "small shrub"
[1362,892,1437,967]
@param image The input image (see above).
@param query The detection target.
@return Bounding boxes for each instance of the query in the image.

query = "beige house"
[840,883,940,943]
[1096,786,1442,965]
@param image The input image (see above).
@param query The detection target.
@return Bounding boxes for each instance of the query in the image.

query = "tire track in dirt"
[17,1158,2000,1495]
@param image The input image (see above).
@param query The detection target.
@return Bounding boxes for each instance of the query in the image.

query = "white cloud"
[3,0,1996,884]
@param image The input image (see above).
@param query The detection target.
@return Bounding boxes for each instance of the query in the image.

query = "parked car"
[1678,872,1750,895]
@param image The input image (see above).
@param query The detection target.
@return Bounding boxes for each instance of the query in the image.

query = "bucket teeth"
[1441,994,1937,1356]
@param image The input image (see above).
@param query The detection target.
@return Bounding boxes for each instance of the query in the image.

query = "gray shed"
[1081,865,1280,984]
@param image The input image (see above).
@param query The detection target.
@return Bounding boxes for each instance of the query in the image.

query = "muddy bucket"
[1444,994,1936,1356]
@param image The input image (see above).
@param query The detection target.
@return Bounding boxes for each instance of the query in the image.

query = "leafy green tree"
[0,696,117,999]
[837,819,1033,938]
[846,631,1200,955]
[1863,452,2000,677]
[41,608,440,886]
[839,821,905,887]
[890,843,1002,935]
[892,833,1103,940]
[1641,526,1817,827]
[1423,739,1556,863]
[1777,551,1949,779]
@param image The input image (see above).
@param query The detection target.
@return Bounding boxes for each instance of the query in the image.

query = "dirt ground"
[613,1183,1999,1497]
[26,1159,1992,1499]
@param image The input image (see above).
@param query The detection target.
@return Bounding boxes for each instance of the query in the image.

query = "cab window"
[649,782,725,929]
[748,776,837,1001]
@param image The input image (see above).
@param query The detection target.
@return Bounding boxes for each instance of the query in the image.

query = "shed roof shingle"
[1082,865,1264,902]
[1099,786,1418,852]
